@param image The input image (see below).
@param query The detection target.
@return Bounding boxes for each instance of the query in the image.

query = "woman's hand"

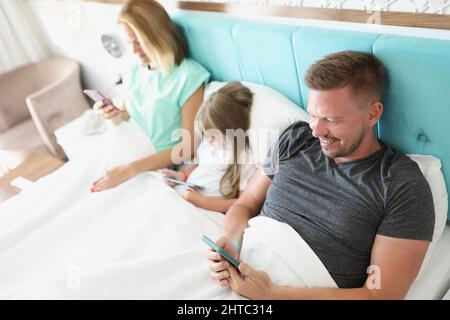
[159,169,185,187]
[91,164,135,192]
[206,235,242,286]
[93,100,121,120]
[182,188,205,207]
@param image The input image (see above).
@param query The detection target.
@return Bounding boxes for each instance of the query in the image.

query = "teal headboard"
[173,14,450,221]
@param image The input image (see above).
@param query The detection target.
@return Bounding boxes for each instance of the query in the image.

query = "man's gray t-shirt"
[260,121,435,288]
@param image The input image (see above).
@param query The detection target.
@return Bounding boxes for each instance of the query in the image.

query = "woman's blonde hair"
[118,0,187,75]
[200,82,253,199]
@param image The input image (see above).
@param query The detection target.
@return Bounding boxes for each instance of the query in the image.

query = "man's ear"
[368,101,383,127]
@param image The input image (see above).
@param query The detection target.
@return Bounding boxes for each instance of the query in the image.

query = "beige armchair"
[0,58,89,171]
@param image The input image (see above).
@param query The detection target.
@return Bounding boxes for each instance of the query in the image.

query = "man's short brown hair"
[304,51,385,102]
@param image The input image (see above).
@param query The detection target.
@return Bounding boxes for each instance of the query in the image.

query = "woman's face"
[122,23,150,64]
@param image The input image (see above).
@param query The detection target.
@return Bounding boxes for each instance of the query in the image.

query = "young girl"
[159,82,256,213]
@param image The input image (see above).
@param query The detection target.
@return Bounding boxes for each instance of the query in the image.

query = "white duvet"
[0,120,336,299]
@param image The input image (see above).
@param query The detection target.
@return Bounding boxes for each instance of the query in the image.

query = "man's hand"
[205,168,271,287]
[206,236,241,286]
[228,262,276,300]
[91,164,135,192]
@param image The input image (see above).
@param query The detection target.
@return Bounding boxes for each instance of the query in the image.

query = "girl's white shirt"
[176,140,257,197]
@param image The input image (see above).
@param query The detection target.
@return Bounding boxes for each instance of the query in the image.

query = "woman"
[0,0,219,299]
[91,0,210,192]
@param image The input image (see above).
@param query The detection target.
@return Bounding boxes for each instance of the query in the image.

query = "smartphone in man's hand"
[202,235,240,268]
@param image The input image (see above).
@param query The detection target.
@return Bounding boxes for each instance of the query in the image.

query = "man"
[206,51,435,299]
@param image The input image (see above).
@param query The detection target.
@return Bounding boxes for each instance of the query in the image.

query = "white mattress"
[405,225,450,300]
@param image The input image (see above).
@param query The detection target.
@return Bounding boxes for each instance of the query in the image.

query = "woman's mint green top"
[125,58,210,152]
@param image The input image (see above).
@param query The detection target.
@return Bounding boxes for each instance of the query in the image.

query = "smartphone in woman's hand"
[84,89,114,107]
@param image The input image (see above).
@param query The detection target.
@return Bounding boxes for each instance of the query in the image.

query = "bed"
[172,13,450,299]
[0,12,449,299]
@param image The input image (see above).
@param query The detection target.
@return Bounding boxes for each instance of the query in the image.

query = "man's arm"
[223,167,272,241]
[228,234,429,300]
[207,168,272,284]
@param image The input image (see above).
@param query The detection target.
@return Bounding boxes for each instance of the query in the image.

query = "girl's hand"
[91,164,135,192]
[159,169,185,187]
[182,188,205,207]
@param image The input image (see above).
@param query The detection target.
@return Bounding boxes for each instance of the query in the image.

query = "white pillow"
[407,154,448,243]
[407,154,448,278]
[204,81,309,165]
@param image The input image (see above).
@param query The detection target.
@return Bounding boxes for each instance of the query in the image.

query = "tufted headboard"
[172,13,450,221]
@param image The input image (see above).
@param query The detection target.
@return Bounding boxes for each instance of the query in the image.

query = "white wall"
[27,0,128,98]
[190,0,450,14]
[26,0,450,95]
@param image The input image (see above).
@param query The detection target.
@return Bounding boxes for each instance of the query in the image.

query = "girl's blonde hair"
[200,82,253,199]
[118,0,187,75]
